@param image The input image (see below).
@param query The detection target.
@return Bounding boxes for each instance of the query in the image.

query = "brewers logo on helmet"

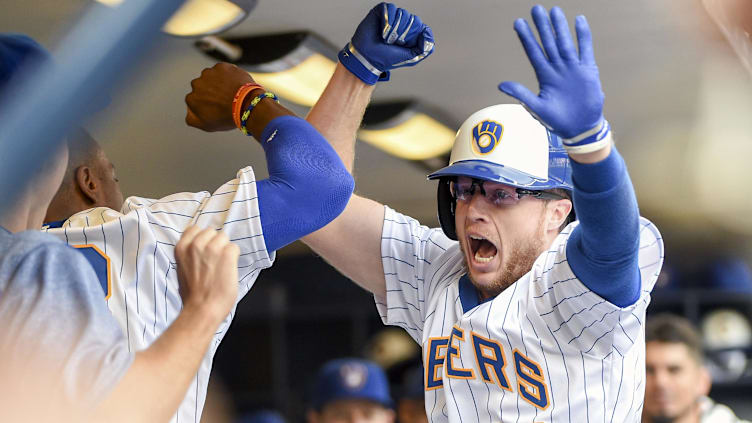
[471,120,503,155]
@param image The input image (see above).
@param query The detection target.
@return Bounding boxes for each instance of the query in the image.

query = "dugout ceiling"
[3,0,752,260]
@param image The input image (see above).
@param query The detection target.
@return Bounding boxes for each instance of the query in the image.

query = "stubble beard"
[462,214,547,298]
[646,398,701,423]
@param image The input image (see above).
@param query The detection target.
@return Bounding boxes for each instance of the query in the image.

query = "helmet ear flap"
[437,179,458,241]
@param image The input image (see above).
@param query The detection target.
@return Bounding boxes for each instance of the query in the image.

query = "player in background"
[0,34,245,422]
[643,314,751,423]
[307,358,395,423]
[187,3,664,422]
[40,53,354,423]
[396,366,429,423]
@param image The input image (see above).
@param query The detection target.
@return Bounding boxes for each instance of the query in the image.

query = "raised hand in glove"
[339,2,435,85]
[499,5,611,154]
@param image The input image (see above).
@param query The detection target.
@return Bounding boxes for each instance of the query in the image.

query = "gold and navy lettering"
[425,336,449,390]
[424,330,550,410]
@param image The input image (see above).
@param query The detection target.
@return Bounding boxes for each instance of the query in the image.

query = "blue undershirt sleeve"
[565,147,641,307]
[255,116,354,253]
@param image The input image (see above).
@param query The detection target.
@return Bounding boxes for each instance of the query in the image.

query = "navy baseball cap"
[312,358,393,410]
[0,33,110,113]
[0,33,51,97]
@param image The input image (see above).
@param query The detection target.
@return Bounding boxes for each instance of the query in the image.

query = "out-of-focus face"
[643,341,710,422]
[397,398,428,423]
[91,148,124,211]
[310,399,395,423]
[453,179,563,300]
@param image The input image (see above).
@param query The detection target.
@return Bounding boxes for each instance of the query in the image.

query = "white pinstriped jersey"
[43,166,274,423]
[376,206,664,423]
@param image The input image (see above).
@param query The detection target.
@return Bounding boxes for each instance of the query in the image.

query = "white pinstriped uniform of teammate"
[43,166,272,421]
[300,4,665,422]
[39,71,354,420]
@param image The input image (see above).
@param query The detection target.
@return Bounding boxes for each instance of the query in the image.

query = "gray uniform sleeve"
[0,241,133,413]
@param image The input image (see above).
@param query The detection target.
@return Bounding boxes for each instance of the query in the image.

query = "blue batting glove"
[499,6,610,154]
[339,2,435,85]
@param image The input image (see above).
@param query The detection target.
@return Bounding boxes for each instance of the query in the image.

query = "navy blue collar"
[458,274,494,314]
[42,219,66,229]
[0,226,10,235]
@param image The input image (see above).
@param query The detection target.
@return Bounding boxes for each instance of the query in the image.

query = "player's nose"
[466,190,491,222]
[651,369,672,389]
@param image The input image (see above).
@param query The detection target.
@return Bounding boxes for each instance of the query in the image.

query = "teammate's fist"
[174,226,239,323]
[339,2,435,84]
[185,63,254,132]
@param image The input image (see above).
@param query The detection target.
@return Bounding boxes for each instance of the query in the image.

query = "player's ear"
[545,199,572,232]
[74,165,98,205]
[698,366,712,397]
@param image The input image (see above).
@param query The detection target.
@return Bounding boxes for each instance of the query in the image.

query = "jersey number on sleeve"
[73,245,112,300]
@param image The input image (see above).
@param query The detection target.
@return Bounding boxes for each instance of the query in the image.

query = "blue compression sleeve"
[255,116,354,252]
[566,147,641,307]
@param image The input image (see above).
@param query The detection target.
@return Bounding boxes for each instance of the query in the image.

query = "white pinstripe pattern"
[44,166,274,423]
[375,206,663,422]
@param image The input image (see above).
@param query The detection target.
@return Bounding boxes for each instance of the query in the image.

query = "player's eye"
[488,187,519,205]
[457,186,474,200]
[491,189,511,199]
[451,180,475,201]
[667,365,682,375]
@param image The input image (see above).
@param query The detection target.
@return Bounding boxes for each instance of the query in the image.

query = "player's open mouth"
[469,235,497,263]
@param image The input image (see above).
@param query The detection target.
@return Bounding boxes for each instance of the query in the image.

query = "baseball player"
[301,4,663,422]
[0,34,247,422]
[186,3,663,422]
[307,358,395,423]
[643,314,751,423]
[396,365,430,423]
[41,61,354,421]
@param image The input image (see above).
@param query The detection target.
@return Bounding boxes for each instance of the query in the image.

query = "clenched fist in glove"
[339,2,435,85]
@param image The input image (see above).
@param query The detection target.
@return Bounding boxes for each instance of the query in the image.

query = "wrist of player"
[560,117,612,155]
[181,296,233,327]
[338,43,390,85]
[239,87,267,112]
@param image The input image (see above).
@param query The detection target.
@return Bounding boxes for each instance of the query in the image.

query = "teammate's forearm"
[306,63,375,172]
[251,64,370,252]
[566,146,641,307]
[91,305,222,422]
[255,116,354,252]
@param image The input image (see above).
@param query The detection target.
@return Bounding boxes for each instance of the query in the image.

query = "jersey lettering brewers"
[43,166,274,423]
[377,206,663,422]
